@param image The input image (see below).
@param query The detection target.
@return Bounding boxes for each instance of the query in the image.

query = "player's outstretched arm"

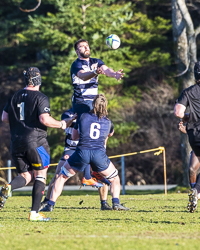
[39,113,66,129]
[100,65,124,81]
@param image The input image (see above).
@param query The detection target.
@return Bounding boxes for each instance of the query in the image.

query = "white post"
[121,156,125,195]
[7,160,12,197]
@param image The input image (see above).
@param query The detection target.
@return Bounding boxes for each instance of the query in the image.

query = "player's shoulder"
[89,57,103,63]
[184,84,199,94]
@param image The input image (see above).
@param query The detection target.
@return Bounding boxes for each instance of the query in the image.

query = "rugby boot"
[29,212,50,222]
[112,203,130,211]
[39,200,48,212]
[91,171,111,186]
[187,188,198,213]
[0,184,11,210]
[82,177,103,188]
[101,202,113,210]
[40,204,54,212]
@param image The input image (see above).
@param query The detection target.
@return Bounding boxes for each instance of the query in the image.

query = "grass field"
[1,189,200,250]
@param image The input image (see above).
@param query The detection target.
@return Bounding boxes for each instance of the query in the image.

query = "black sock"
[31,180,45,212]
[10,176,26,191]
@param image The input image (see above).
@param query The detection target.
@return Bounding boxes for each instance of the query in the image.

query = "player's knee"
[61,166,75,178]
[35,175,46,183]
[105,169,118,180]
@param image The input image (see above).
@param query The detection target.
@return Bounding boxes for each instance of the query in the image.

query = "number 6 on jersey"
[90,123,101,139]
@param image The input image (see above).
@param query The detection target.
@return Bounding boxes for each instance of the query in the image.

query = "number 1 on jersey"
[90,123,101,139]
[17,102,25,120]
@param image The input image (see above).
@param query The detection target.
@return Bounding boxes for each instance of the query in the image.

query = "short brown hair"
[92,94,108,119]
[74,39,88,51]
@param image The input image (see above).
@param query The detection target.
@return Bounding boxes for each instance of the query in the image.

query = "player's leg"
[28,143,50,221]
[189,151,199,188]
[82,164,103,188]
[91,151,129,211]
[39,159,65,211]
[98,184,112,210]
[47,161,77,210]
[0,152,33,210]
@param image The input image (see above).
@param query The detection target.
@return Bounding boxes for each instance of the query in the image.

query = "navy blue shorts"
[68,148,110,172]
[72,101,93,116]
[60,149,75,161]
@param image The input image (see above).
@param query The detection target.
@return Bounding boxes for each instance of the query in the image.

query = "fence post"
[7,160,12,197]
[121,156,125,195]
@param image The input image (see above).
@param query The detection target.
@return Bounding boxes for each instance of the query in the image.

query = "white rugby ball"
[106,34,120,50]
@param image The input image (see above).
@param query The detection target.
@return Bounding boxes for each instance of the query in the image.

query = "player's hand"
[96,67,105,75]
[115,69,124,81]
[64,113,77,128]
[182,113,190,123]
[178,121,187,134]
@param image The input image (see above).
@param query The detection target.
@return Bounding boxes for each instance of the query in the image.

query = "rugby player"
[47,94,129,211]
[39,109,112,212]
[0,67,76,221]
[174,61,200,212]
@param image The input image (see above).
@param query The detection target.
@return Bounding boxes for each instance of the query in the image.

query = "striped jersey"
[70,57,104,104]
[61,109,79,150]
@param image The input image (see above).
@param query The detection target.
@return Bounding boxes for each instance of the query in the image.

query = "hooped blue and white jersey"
[75,112,113,151]
[61,109,79,150]
[70,58,105,104]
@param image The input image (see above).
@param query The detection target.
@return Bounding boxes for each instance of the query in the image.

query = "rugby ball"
[106,34,120,50]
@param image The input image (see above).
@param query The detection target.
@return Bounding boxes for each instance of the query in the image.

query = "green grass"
[1,190,200,250]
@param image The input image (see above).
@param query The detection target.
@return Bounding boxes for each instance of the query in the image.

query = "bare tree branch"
[174,60,190,77]
[19,0,41,13]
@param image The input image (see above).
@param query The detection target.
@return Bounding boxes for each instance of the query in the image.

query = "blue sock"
[48,200,55,206]
[44,197,49,202]
[84,165,91,180]
[191,182,196,188]
[101,200,107,205]
[112,198,119,204]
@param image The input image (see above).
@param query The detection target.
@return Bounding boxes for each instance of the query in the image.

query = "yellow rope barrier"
[0,146,167,194]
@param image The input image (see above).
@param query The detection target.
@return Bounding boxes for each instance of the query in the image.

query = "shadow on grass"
[12,186,190,197]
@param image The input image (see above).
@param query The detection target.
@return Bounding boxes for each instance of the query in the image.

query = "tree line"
[1,0,200,185]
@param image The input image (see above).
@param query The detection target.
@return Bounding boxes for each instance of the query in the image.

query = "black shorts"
[11,141,50,173]
[188,128,200,157]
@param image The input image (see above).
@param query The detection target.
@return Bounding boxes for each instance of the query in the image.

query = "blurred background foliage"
[1,0,198,185]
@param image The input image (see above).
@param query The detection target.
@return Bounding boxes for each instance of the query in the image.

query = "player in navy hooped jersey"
[71,39,124,115]
[49,94,129,211]
[0,67,76,221]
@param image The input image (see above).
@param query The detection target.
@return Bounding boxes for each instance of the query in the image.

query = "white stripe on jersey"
[72,74,97,85]
[81,87,98,96]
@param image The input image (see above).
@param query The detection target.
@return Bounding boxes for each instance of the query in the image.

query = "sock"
[84,165,91,180]
[191,182,196,189]
[9,175,26,191]
[31,180,45,212]
[48,200,55,206]
[43,197,49,203]
[112,198,119,204]
[101,200,107,205]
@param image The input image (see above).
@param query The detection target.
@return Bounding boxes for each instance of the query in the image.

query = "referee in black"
[174,61,200,213]
[1,67,76,221]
